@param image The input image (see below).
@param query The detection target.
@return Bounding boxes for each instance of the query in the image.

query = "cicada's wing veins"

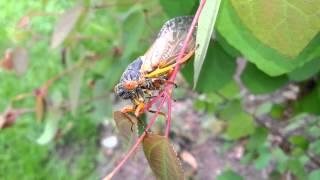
[141,16,196,74]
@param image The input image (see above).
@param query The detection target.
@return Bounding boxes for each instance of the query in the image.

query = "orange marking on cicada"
[123,81,138,90]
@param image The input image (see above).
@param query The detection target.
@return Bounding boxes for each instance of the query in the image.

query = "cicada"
[114,16,196,116]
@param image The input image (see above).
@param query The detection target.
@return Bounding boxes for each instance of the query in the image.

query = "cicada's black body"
[114,16,196,105]
[115,57,143,100]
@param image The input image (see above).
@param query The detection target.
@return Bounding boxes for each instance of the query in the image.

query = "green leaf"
[68,66,84,116]
[217,80,240,99]
[92,80,111,121]
[226,111,255,140]
[197,41,236,92]
[308,170,320,180]
[219,100,255,140]
[217,169,244,180]
[36,92,63,145]
[309,140,320,154]
[293,83,320,115]
[216,0,320,76]
[254,149,271,170]
[241,63,288,94]
[121,6,145,59]
[194,0,221,87]
[143,134,184,180]
[287,159,306,179]
[185,42,236,92]
[289,135,309,150]
[289,59,320,81]
[51,5,84,48]
[247,127,268,151]
[159,0,196,17]
[230,0,320,57]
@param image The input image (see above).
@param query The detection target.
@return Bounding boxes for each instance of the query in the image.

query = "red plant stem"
[165,97,172,138]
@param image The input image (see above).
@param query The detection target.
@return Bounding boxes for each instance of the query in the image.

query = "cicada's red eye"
[123,81,138,90]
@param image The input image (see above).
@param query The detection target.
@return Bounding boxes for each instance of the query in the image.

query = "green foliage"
[309,170,320,180]
[217,169,244,180]
[196,42,236,92]
[159,0,196,17]
[230,0,319,57]
[219,101,255,140]
[241,63,288,94]
[216,0,320,76]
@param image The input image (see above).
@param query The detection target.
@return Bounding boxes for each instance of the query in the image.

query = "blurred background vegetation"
[0,0,319,180]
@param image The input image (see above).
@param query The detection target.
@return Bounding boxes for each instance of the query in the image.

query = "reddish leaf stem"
[165,97,172,138]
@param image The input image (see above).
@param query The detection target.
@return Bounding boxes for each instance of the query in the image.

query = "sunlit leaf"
[143,134,184,180]
[50,5,84,49]
[194,0,221,88]
[113,111,137,145]
[68,67,84,116]
[216,0,320,76]
[230,0,320,57]
[12,47,28,76]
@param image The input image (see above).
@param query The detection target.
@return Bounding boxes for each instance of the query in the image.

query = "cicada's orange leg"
[134,103,145,117]
[120,105,138,132]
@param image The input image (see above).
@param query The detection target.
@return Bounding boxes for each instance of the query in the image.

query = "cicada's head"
[114,81,139,100]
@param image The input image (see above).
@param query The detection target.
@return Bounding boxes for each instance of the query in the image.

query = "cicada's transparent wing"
[141,16,196,74]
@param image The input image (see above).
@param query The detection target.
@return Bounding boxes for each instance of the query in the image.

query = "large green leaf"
[194,0,221,87]
[288,59,320,81]
[230,0,320,57]
[143,134,184,180]
[183,41,236,93]
[241,63,288,94]
[216,0,320,76]
[159,0,196,17]
[196,42,236,92]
